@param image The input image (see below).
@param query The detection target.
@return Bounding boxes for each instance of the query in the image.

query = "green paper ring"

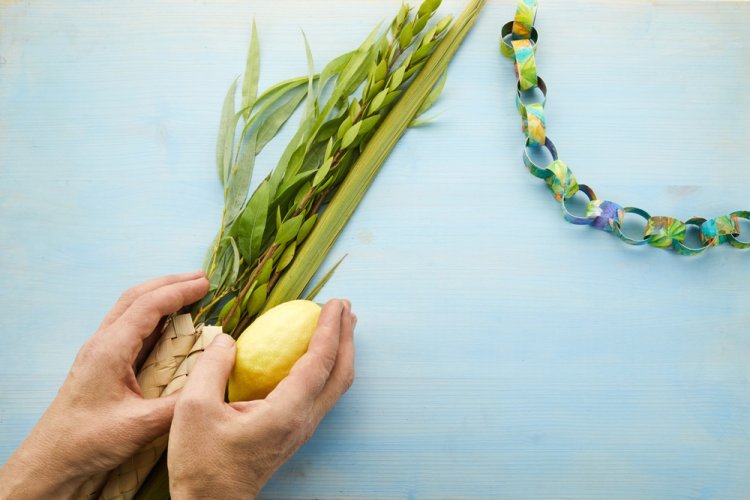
[523,137,557,179]
[673,217,709,256]
[515,77,547,117]
[612,207,651,245]
[561,184,597,225]
[500,21,538,59]
[727,211,750,249]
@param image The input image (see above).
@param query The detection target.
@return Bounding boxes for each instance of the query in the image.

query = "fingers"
[106,277,209,356]
[134,390,180,438]
[312,301,356,422]
[179,334,236,407]
[265,300,345,412]
[99,271,206,330]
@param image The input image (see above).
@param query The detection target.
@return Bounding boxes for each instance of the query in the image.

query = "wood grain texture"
[1,0,749,497]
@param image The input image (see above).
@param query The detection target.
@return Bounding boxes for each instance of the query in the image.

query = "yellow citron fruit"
[228,300,321,402]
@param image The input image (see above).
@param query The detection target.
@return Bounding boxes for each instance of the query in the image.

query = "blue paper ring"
[673,217,709,256]
[500,21,539,59]
[523,137,557,179]
[726,211,750,248]
[561,184,597,225]
[612,207,651,245]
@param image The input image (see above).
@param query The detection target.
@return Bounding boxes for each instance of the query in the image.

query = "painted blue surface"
[1,0,749,497]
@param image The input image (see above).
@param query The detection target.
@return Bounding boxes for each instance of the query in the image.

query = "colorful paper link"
[501,0,748,255]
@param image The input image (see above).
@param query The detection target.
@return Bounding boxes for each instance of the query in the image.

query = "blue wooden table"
[2,0,749,497]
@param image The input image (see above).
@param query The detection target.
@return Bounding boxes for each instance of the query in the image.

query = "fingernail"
[351,314,358,330]
[213,334,235,348]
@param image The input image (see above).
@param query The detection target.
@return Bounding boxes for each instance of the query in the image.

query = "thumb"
[181,333,236,405]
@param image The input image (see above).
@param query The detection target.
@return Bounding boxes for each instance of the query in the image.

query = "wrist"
[0,419,88,499]
[170,476,260,500]
[0,448,85,499]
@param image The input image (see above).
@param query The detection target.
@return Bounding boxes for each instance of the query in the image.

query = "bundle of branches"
[73,0,485,498]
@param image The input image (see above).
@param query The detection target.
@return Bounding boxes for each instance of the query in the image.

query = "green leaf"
[341,120,362,149]
[241,21,260,120]
[240,280,258,310]
[246,283,268,317]
[234,180,270,262]
[337,117,353,140]
[255,75,308,107]
[369,89,388,114]
[413,39,437,63]
[359,115,381,136]
[277,242,296,271]
[387,43,399,66]
[318,50,355,101]
[257,257,274,285]
[436,15,453,34]
[228,77,310,205]
[388,64,407,89]
[335,30,383,100]
[282,144,307,184]
[202,233,219,274]
[395,3,410,28]
[255,86,307,153]
[418,0,442,17]
[300,140,327,173]
[314,119,341,145]
[302,32,316,121]
[296,213,318,244]
[415,69,447,118]
[275,213,305,244]
[398,22,414,49]
[373,59,388,83]
[274,170,315,208]
[409,111,444,127]
[225,132,257,227]
[365,79,386,102]
[226,236,241,285]
[338,21,384,84]
[216,78,238,186]
[208,238,231,291]
[304,254,347,300]
[312,157,333,187]
[324,138,334,159]
[218,297,240,331]
[293,182,312,208]
[413,14,429,34]
[209,237,240,290]
[404,60,425,81]
[381,89,402,109]
[421,27,438,47]
[349,99,361,121]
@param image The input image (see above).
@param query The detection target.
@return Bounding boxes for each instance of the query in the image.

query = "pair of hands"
[0,272,356,499]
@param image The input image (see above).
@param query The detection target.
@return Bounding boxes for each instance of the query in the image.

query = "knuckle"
[118,286,141,304]
[176,393,208,414]
[319,347,338,369]
[131,291,158,312]
[76,337,108,365]
[270,411,306,440]
[343,368,355,392]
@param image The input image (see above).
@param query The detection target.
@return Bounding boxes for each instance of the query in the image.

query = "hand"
[0,271,209,499]
[168,299,356,499]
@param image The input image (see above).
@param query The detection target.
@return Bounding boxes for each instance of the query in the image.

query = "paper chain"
[500,0,749,255]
